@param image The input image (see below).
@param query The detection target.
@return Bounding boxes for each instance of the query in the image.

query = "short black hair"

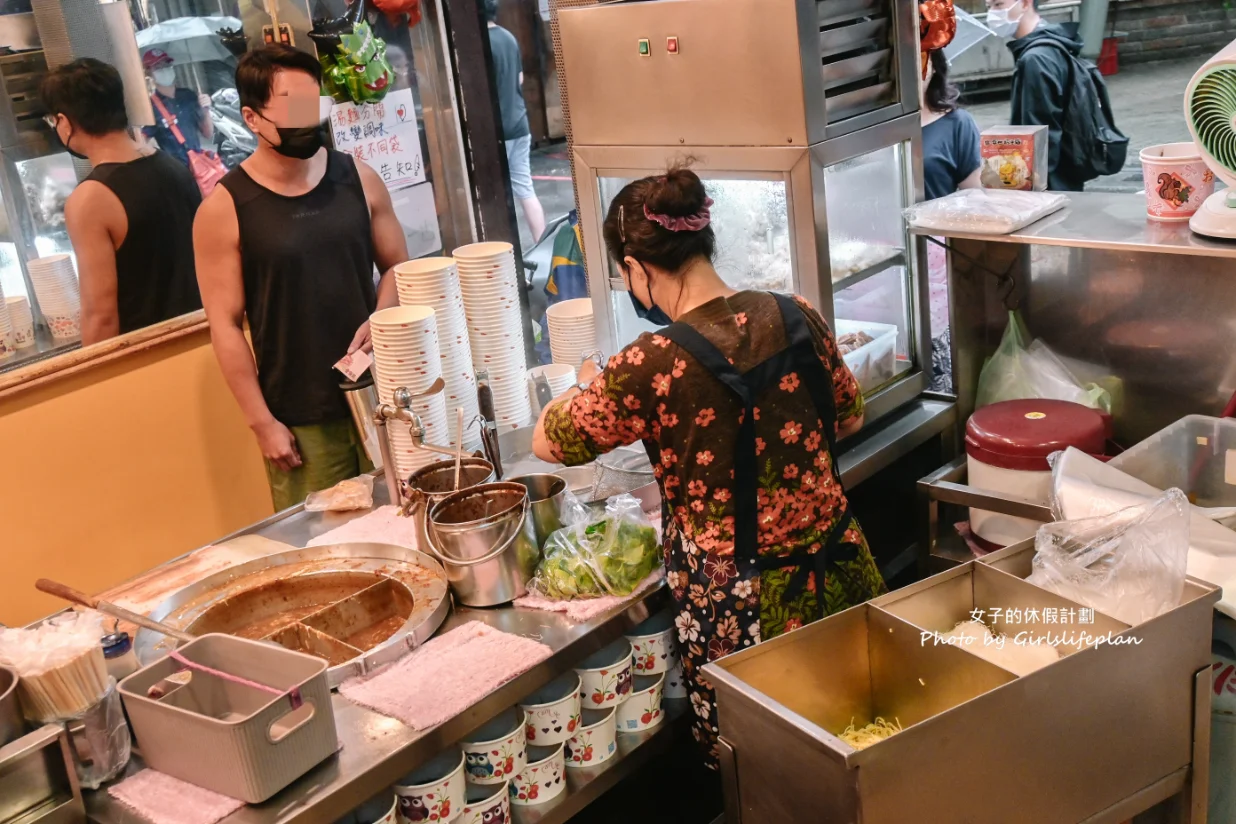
[40,58,128,136]
[236,45,323,113]
[484,0,498,22]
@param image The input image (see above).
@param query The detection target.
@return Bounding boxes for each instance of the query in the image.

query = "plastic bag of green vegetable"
[531,493,661,599]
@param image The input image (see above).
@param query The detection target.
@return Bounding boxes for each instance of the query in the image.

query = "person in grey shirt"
[485,0,546,242]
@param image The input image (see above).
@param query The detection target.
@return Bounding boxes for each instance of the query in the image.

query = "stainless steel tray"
[134,543,451,688]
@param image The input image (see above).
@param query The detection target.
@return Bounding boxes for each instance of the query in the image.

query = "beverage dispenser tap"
[373,377,465,509]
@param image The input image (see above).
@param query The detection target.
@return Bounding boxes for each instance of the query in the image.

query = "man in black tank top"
[195,46,409,512]
[41,59,202,345]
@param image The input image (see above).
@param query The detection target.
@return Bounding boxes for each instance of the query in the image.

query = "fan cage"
[1188,65,1236,182]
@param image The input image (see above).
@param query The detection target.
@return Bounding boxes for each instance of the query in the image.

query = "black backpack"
[1029,40,1129,183]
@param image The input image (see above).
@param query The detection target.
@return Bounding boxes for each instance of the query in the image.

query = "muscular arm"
[64,183,122,345]
[350,161,410,352]
[194,187,300,469]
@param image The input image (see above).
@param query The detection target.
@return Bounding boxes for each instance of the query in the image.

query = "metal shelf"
[512,699,688,824]
[830,250,905,293]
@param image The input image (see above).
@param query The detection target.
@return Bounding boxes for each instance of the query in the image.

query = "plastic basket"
[1110,415,1236,509]
[119,634,338,803]
[835,318,898,393]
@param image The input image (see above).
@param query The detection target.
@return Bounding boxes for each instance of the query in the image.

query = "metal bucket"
[407,458,496,505]
[424,483,540,607]
[0,665,22,746]
[340,375,382,467]
[508,474,568,547]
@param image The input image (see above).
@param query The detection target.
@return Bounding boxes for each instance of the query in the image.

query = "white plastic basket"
[835,319,898,393]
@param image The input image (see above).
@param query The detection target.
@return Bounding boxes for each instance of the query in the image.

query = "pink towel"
[513,569,666,622]
[108,770,244,824]
[339,621,552,730]
[306,505,421,550]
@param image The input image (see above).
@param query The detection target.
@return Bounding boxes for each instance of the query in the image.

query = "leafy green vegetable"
[531,499,660,599]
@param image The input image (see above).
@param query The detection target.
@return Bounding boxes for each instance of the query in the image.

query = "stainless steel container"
[508,473,568,546]
[0,664,23,746]
[340,375,383,467]
[407,458,496,504]
[704,555,1218,823]
[421,483,540,607]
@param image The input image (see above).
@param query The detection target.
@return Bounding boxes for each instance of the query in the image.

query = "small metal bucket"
[507,473,568,547]
[340,375,382,467]
[407,458,496,505]
[0,664,22,746]
[423,483,540,607]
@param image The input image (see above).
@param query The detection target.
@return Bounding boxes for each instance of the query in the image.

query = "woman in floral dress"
[532,168,887,768]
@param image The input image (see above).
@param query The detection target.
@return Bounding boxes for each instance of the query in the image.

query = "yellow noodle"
[838,716,903,750]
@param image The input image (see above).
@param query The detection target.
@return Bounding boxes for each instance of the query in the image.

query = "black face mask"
[259,113,325,160]
[61,124,87,161]
[626,265,672,326]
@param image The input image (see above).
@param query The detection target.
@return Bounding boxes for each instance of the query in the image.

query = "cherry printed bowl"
[564,707,617,769]
[615,673,666,733]
[459,708,527,786]
[574,639,633,709]
[519,671,581,747]
[509,744,566,806]
[395,748,466,822]
[625,611,676,676]
[460,780,510,824]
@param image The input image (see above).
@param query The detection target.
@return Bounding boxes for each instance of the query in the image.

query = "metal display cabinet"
[558,0,931,428]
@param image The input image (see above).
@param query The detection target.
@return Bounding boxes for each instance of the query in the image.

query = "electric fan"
[1186,38,1236,238]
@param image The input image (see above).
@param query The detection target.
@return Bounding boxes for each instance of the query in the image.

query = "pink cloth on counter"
[339,621,552,730]
[513,568,666,622]
[108,770,244,824]
[305,505,420,550]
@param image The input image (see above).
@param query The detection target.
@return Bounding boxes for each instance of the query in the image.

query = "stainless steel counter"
[911,190,1236,259]
[83,486,669,824]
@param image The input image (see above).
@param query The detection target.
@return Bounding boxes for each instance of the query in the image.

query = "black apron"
[647,293,859,601]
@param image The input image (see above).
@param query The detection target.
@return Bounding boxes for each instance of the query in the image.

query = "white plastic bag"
[976,311,1112,412]
[1028,488,1189,626]
[304,474,374,512]
[904,188,1069,234]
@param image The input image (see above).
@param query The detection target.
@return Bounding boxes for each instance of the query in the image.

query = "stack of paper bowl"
[527,364,577,412]
[546,299,596,367]
[6,297,34,349]
[453,242,531,431]
[393,258,483,451]
[27,255,81,340]
[0,287,14,355]
[370,305,450,477]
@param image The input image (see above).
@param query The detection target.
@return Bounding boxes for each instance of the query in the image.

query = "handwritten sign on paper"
[330,88,426,190]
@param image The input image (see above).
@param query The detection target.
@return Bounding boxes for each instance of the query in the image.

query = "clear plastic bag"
[1028,489,1190,626]
[976,311,1112,412]
[904,188,1069,234]
[305,474,375,512]
[531,493,662,599]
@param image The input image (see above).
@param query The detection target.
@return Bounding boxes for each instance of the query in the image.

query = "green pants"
[264,418,374,512]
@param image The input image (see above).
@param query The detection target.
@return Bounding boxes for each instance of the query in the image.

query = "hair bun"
[645,165,709,218]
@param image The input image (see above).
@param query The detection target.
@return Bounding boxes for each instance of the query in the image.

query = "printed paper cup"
[459,781,510,824]
[519,671,581,746]
[509,744,566,806]
[460,708,527,786]
[616,673,666,733]
[565,707,617,769]
[574,639,634,709]
[1140,142,1215,221]
[663,658,688,699]
[626,610,676,675]
[395,748,466,823]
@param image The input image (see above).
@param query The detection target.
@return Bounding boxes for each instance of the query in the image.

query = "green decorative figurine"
[321,22,395,105]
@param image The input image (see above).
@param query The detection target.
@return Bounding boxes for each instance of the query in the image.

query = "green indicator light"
[638,38,650,56]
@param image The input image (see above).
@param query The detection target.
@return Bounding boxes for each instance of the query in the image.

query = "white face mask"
[152,67,176,87]
[986,4,1023,38]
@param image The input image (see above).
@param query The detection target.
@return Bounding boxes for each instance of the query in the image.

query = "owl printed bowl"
[616,673,666,733]
[509,744,566,806]
[460,708,527,786]
[460,780,510,824]
[519,671,581,746]
[626,611,676,675]
[564,707,617,769]
[574,639,633,709]
[395,747,466,822]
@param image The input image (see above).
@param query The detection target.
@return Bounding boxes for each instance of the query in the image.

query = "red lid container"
[965,399,1109,472]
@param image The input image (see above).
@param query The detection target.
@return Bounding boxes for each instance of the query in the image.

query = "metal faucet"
[373,378,462,508]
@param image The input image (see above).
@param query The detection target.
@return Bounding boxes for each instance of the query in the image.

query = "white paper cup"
[616,673,667,733]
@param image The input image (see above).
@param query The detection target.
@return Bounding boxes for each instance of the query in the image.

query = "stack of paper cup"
[527,364,577,415]
[453,242,531,431]
[27,255,81,340]
[370,305,451,478]
[0,283,14,356]
[392,257,483,451]
[6,296,35,349]
[546,299,597,367]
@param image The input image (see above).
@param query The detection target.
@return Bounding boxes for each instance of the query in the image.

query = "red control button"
[666,36,679,54]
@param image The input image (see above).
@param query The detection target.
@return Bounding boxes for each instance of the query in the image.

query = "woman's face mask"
[986,1,1024,38]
